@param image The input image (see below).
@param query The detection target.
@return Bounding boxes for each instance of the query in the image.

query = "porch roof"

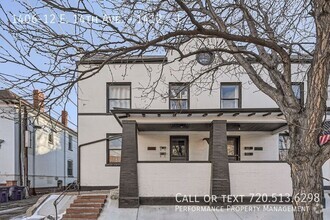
[111,107,284,118]
[111,108,287,132]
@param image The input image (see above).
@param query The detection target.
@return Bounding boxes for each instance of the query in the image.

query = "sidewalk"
[99,192,330,220]
[99,200,296,220]
[4,191,330,220]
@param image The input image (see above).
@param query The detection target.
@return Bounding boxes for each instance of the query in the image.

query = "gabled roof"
[0,90,21,101]
[0,90,77,135]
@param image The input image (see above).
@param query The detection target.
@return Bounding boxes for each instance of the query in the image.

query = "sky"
[0,1,78,130]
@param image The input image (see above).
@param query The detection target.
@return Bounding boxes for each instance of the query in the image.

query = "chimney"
[33,90,45,112]
[61,110,68,127]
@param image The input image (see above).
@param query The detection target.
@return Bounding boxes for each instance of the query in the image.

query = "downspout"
[64,130,66,187]
[78,144,80,189]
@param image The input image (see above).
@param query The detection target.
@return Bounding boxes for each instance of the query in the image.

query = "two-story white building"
[0,90,78,192]
[77,41,330,208]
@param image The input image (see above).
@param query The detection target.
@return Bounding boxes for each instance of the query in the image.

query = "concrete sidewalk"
[5,190,330,220]
[99,200,295,220]
[99,193,330,220]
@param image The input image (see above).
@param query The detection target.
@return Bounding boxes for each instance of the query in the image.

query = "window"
[67,160,73,177]
[169,83,189,109]
[68,135,73,151]
[279,133,290,161]
[107,83,131,111]
[107,134,122,165]
[48,133,54,144]
[291,82,304,105]
[227,136,240,161]
[220,83,241,108]
[170,136,189,161]
[196,51,215,65]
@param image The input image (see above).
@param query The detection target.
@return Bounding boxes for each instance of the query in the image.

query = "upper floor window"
[48,132,54,144]
[67,160,73,177]
[68,135,73,151]
[220,83,241,108]
[107,83,131,112]
[169,83,189,109]
[291,82,304,105]
[107,134,122,165]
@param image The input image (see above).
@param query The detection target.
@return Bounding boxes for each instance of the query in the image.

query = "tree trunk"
[291,155,324,220]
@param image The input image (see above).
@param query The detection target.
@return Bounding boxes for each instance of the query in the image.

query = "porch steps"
[62,194,108,220]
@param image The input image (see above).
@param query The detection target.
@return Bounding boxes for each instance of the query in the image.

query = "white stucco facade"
[229,163,292,195]
[77,41,330,200]
[138,163,211,197]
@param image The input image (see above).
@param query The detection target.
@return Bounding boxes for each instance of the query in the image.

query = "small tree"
[0,1,329,219]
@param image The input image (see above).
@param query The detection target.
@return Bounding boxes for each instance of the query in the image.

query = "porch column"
[209,120,230,203]
[119,120,139,208]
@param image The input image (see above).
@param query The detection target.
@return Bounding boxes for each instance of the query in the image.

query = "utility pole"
[23,105,28,188]
[18,100,23,186]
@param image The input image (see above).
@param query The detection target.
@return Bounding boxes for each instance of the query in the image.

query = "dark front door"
[170,136,189,161]
[227,136,240,161]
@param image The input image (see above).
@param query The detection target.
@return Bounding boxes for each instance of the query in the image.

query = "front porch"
[111,108,290,208]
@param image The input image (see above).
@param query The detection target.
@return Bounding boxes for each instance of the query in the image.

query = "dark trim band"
[79,186,118,191]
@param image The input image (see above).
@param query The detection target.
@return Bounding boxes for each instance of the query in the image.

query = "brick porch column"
[119,120,139,208]
[209,120,230,204]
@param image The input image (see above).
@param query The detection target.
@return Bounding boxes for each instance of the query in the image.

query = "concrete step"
[62,219,97,220]
[66,207,102,214]
[74,198,106,203]
[62,213,99,219]
[62,218,97,220]
[63,194,108,219]
[77,195,107,200]
[70,203,104,208]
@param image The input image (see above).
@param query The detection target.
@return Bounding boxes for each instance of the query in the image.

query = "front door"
[170,136,189,161]
[227,136,240,161]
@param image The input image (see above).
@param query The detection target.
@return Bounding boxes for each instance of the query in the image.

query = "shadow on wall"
[35,129,62,155]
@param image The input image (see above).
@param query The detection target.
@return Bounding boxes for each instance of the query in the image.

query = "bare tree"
[0,0,329,219]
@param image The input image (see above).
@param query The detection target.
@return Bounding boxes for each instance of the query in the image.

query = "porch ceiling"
[137,122,286,132]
